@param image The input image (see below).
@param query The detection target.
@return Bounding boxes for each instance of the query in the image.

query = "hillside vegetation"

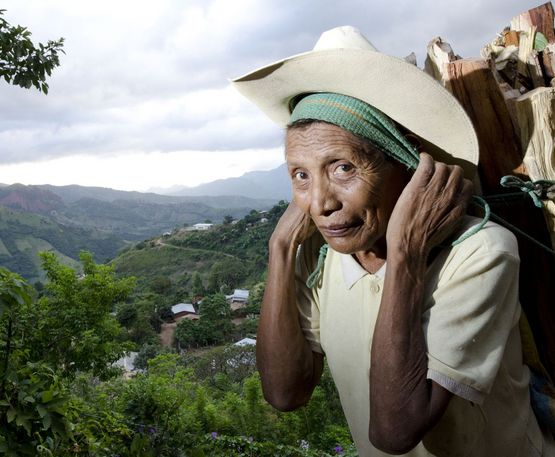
[112,201,289,295]
[0,201,356,456]
[0,183,281,281]
[0,205,123,281]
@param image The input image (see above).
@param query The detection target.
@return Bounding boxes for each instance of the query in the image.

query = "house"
[234,337,256,347]
[171,303,198,321]
[191,223,213,231]
[226,289,250,311]
[226,289,249,303]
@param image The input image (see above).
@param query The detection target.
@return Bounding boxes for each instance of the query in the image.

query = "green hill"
[0,182,284,281]
[111,202,288,293]
[0,205,124,281]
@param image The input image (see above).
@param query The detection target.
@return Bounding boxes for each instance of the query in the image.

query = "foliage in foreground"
[68,353,355,456]
[0,259,356,456]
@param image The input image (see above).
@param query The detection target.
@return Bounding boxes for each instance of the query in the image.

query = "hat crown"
[313,26,378,52]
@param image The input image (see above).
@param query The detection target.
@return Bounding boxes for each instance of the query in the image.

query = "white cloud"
[0,147,284,191]
[0,0,547,190]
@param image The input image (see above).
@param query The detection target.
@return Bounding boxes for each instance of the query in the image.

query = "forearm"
[257,239,322,411]
[369,251,450,453]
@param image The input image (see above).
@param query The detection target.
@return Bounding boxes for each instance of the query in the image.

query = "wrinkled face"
[286,122,409,255]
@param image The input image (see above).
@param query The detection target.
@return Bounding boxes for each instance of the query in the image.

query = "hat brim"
[232,48,479,177]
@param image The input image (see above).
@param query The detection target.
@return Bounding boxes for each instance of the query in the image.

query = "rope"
[306,244,328,289]
[500,176,546,208]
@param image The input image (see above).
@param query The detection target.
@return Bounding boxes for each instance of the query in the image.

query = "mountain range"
[153,163,292,201]
[0,164,292,281]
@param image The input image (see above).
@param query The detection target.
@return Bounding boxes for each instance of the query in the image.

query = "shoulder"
[427,216,520,289]
[449,216,519,260]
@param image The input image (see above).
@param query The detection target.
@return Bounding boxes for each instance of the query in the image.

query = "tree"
[191,271,205,297]
[245,281,265,314]
[222,215,234,225]
[207,258,246,293]
[28,251,135,378]
[199,293,231,321]
[150,275,172,295]
[175,294,234,349]
[0,9,64,93]
[0,268,78,455]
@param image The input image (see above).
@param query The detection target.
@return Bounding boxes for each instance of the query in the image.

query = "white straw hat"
[232,26,479,176]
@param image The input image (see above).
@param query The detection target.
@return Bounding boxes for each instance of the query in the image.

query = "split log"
[424,37,457,84]
[516,87,555,248]
[403,52,417,66]
[443,57,555,379]
[511,2,555,43]
[504,30,521,47]
[517,27,545,90]
[444,58,525,191]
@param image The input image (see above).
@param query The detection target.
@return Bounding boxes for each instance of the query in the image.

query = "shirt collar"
[338,252,386,289]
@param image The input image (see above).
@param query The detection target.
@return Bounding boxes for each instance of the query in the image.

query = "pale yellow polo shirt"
[296,218,554,456]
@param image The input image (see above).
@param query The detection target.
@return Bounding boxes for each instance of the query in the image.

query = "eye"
[334,162,355,175]
[292,170,309,181]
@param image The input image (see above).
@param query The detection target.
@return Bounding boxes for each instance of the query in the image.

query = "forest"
[0,203,356,456]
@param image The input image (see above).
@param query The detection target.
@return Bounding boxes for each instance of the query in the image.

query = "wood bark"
[444,59,525,191]
[443,57,555,379]
[517,27,546,90]
[516,87,555,248]
[424,37,457,85]
[511,2,555,43]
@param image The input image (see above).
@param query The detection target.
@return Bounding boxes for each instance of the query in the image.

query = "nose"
[310,178,341,217]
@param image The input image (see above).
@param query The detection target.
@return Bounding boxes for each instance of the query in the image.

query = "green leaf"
[41,390,53,403]
[15,414,31,435]
[36,404,47,417]
[6,408,16,423]
[42,413,51,430]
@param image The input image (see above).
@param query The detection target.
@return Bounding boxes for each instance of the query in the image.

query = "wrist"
[270,232,300,253]
[386,247,427,277]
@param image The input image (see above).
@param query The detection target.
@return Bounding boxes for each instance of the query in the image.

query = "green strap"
[306,244,329,289]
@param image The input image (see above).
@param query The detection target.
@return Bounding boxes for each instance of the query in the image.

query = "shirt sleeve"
[295,236,324,354]
[422,225,521,404]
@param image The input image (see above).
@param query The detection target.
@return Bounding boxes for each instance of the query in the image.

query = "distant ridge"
[0,181,284,281]
[158,164,292,201]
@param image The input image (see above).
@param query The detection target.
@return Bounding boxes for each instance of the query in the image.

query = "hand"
[386,153,473,258]
[270,201,316,249]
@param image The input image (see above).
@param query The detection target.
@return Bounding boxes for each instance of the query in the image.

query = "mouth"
[318,222,361,238]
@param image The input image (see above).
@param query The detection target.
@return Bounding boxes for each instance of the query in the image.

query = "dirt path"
[157,241,238,259]
[160,322,176,347]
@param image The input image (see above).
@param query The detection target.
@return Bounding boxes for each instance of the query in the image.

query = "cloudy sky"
[0,0,541,192]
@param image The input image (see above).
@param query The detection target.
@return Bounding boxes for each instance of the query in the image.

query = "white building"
[226,289,249,303]
[191,223,213,231]
[234,337,256,347]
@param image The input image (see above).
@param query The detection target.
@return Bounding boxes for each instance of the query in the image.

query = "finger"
[413,153,435,183]
[430,161,450,187]
[443,165,465,196]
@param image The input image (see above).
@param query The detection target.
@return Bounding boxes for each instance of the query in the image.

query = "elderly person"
[233,27,554,456]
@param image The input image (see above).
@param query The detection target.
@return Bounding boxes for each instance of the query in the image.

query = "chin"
[323,237,374,255]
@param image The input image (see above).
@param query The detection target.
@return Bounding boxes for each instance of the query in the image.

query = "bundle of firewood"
[424,2,555,245]
[423,3,555,378]
[482,3,555,93]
